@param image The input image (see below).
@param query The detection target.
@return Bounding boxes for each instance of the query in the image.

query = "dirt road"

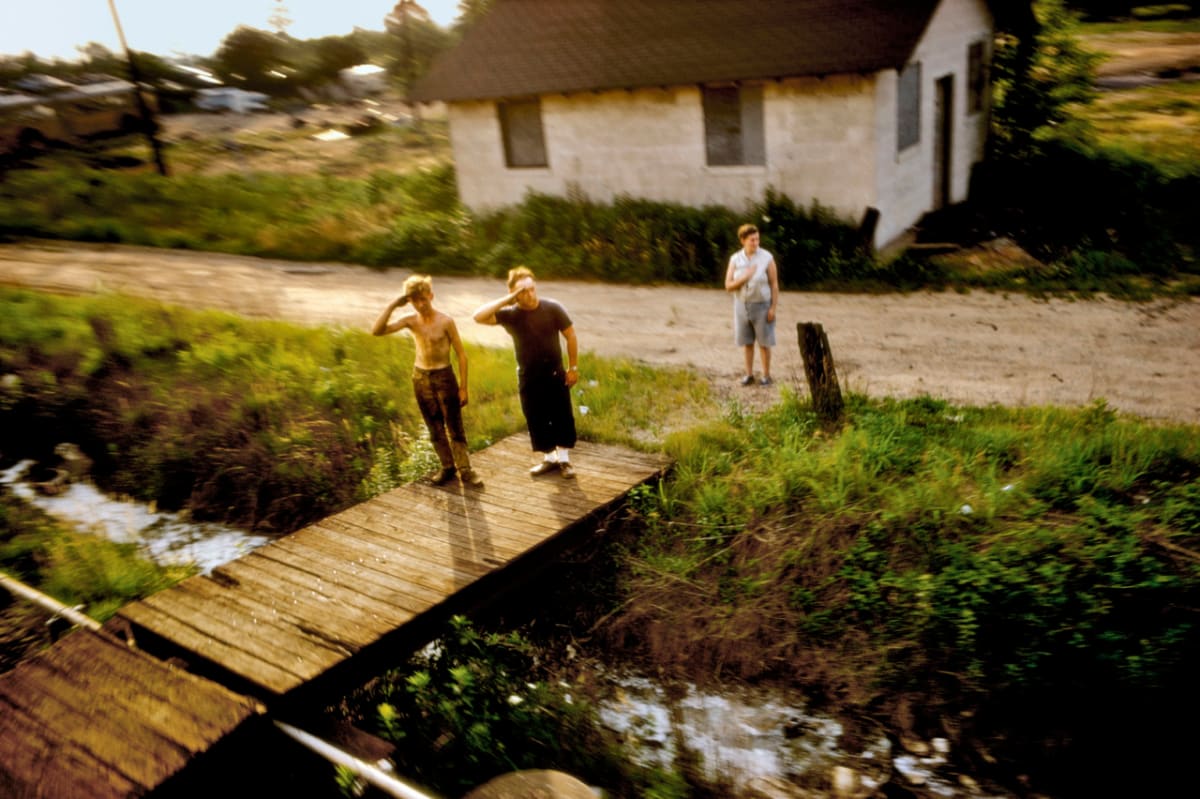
[1,239,1197,424]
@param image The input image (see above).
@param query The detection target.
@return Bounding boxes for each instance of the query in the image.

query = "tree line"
[0,1,494,98]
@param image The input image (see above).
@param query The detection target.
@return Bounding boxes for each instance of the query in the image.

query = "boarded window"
[703,85,765,166]
[498,98,547,168]
[897,61,921,152]
[967,41,987,114]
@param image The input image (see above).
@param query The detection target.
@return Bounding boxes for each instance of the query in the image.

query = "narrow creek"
[1,459,1015,797]
[0,460,269,574]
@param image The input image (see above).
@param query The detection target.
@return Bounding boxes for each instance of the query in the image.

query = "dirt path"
[1,239,1197,424]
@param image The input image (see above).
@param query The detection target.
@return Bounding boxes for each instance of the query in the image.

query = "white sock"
[556,447,571,464]
[543,452,559,463]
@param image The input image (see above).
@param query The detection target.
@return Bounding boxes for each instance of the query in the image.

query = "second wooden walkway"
[113,434,671,699]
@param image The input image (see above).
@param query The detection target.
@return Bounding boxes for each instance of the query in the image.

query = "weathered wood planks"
[0,629,262,799]
[114,434,670,697]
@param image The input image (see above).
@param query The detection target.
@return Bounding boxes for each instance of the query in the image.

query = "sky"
[1,1,463,62]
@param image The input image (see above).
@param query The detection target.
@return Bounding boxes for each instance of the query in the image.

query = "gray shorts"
[734,301,775,347]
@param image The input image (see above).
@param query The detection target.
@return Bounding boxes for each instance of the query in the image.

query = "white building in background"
[409,0,996,251]
[339,64,389,98]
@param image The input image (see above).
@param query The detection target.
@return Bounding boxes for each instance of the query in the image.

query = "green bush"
[971,137,1194,275]
[346,616,628,796]
[613,394,1200,777]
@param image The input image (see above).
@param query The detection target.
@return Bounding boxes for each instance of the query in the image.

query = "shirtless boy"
[372,274,483,487]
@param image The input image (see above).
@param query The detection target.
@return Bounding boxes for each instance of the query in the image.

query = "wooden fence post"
[797,322,844,425]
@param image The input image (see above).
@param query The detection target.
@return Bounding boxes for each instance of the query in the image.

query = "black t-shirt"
[495,299,572,374]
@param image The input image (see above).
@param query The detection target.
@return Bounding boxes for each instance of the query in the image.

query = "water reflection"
[596,672,1012,798]
[0,460,270,574]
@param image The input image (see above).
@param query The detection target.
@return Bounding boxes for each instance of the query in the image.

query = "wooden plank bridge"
[0,434,671,798]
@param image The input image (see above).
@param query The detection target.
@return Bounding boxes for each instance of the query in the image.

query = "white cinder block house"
[409,0,995,251]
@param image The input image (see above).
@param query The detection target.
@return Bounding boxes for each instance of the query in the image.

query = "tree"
[385,0,433,91]
[212,26,289,93]
[74,43,124,77]
[293,35,367,91]
[990,0,1102,159]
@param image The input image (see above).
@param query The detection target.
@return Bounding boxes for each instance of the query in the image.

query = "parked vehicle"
[0,79,156,154]
[193,87,270,114]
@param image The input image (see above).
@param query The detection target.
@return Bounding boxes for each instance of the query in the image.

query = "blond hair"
[506,265,535,291]
[737,223,759,242]
[403,274,433,299]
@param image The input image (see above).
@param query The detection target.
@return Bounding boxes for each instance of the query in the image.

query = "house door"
[933,75,954,209]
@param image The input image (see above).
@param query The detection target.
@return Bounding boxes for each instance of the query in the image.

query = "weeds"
[342,615,651,797]
[609,393,1200,772]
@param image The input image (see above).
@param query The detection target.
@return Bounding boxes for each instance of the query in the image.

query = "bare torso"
[406,310,455,370]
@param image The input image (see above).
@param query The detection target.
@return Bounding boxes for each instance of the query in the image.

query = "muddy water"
[0,460,269,574]
[595,671,1014,798]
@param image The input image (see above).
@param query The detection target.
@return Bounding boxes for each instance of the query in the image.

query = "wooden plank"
[118,600,303,695]
[479,437,670,484]
[343,502,547,569]
[140,583,348,663]
[234,547,425,622]
[23,629,256,753]
[327,498,537,561]
[208,557,389,649]
[445,472,615,515]
[309,510,501,579]
[227,550,405,632]
[253,535,447,611]
[358,491,554,549]
[0,662,190,791]
[179,569,389,646]
[290,520,478,596]
[441,452,642,493]
[449,461,622,505]
[158,577,353,672]
[329,502,531,560]
[330,502,536,567]
[481,434,666,469]
[399,479,571,529]
[382,483,566,534]
[0,694,141,799]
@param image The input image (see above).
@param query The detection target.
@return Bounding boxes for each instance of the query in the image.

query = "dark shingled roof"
[410,0,943,103]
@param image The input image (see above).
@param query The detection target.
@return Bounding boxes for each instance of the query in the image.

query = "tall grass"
[609,392,1200,790]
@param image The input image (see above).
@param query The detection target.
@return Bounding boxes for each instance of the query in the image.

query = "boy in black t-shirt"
[473,267,580,478]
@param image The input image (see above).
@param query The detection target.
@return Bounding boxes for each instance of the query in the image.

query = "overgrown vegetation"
[921,1,1200,296]
[4,286,1198,795]
[339,615,670,798]
[602,392,1200,795]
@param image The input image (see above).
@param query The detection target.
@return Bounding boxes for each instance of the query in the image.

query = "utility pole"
[106,0,169,176]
